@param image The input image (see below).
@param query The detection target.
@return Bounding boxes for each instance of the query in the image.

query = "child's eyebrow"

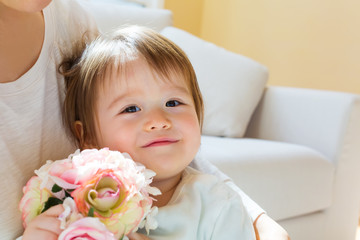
[107,85,190,110]
[107,93,130,110]
[169,85,190,95]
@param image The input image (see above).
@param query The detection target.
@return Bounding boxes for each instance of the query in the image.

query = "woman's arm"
[254,214,290,240]
[127,233,151,240]
[226,180,290,240]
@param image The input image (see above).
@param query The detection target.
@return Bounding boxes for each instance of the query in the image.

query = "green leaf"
[51,184,63,193]
[64,190,72,198]
[41,197,63,213]
[88,207,94,217]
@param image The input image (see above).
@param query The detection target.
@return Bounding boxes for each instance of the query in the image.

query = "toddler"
[59,26,255,239]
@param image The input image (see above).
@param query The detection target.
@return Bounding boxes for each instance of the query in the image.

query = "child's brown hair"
[60,26,203,147]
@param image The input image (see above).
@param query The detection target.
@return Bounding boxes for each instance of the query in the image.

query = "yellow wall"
[164,0,204,36]
[165,0,360,94]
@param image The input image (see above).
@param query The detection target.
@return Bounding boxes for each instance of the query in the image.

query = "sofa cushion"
[161,27,268,138]
[197,136,335,221]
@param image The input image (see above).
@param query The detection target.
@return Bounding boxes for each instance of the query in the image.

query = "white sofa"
[81,1,360,239]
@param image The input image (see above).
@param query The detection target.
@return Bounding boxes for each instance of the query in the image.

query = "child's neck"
[151,172,183,208]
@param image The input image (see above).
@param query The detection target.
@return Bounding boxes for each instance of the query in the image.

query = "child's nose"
[143,111,171,132]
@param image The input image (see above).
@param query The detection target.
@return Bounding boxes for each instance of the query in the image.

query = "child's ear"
[74,121,95,149]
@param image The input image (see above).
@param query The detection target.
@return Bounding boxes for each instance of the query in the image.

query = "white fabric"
[139,167,255,239]
[0,1,96,239]
[161,27,268,138]
[198,136,335,221]
[190,156,264,221]
[78,0,173,33]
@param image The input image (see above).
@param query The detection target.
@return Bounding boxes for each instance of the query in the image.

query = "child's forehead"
[99,59,190,93]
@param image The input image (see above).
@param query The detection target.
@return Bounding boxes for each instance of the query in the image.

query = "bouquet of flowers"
[19,148,161,240]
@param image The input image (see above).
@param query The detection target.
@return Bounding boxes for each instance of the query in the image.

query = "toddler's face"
[92,59,201,183]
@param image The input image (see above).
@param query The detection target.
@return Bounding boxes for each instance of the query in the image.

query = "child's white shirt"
[190,156,265,220]
[138,167,256,240]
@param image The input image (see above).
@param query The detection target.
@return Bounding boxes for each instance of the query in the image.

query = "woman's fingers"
[43,204,65,217]
[127,232,151,240]
[24,227,59,240]
[23,215,60,240]
[23,204,65,239]
[34,215,63,235]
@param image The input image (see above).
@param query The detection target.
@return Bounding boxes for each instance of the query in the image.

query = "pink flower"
[71,169,146,238]
[48,160,79,190]
[58,217,116,240]
[35,157,78,199]
[70,148,140,185]
[58,198,83,229]
[19,176,51,228]
[45,148,140,190]
[19,148,160,238]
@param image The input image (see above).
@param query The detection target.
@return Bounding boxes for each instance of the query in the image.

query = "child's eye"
[166,100,181,107]
[122,106,141,113]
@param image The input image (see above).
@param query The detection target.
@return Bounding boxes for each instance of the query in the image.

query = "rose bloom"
[44,149,145,190]
[35,157,78,199]
[71,168,152,238]
[58,217,116,240]
[19,148,159,238]
[19,176,51,227]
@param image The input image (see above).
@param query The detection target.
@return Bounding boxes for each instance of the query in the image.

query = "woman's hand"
[254,213,290,240]
[127,232,151,240]
[22,205,64,240]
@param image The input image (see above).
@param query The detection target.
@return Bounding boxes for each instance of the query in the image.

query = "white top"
[0,1,96,239]
[190,156,264,220]
[139,167,256,240]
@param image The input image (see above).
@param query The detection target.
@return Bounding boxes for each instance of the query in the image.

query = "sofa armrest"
[245,86,360,165]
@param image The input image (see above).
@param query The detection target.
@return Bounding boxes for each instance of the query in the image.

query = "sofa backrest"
[78,0,173,33]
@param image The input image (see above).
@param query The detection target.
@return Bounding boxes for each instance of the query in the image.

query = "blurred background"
[164,0,360,94]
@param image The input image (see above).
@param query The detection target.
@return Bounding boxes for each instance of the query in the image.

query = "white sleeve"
[190,157,265,221]
[211,194,256,240]
[225,180,265,221]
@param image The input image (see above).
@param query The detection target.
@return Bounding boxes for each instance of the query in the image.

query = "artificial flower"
[19,148,160,238]
[18,176,51,228]
[58,217,116,240]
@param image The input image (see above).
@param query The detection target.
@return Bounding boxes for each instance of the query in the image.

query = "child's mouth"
[143,138,179,148]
